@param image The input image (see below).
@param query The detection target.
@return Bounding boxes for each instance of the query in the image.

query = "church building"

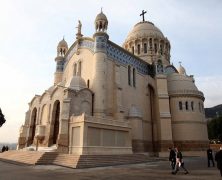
[18,10,208,156]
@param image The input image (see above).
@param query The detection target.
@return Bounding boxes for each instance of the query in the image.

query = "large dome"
[124,21,164,43]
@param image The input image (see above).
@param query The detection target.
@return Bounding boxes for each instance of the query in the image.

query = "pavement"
[0,157,221,180]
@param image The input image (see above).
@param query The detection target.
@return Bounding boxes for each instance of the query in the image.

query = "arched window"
[144,43,147,53]
[185,101,189,110]
[179,101,182,110]
[132,46,134,54]
[160,44,163,55]
[149,38,152,49]
[87,79,90,88]
[154,43,157,54]
[128,65,131,86]
[191,101,194,111]
[133,68,136,87]
[74,63,77,75]
[137,44,140,55]
[78,61,82,76]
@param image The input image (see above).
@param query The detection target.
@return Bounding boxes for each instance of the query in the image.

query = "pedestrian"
[1,145,6,152]
[207,147,215,167]
[5,146,9,151]
[215,146,222,177]
[172,147,189,175]
[168,147,176,171]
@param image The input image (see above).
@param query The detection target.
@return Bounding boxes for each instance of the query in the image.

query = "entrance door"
[53,101,60,144]
[31,108,37,145]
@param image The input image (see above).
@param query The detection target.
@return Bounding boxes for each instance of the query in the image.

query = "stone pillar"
[91,32,108,117]
[155,61,173,156]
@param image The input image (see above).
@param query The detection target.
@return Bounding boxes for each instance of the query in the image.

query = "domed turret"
[177,62,186,75]
[57,38,68,57]
[95,9,108,32]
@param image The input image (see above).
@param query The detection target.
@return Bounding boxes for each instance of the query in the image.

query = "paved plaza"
[0,157,221,180]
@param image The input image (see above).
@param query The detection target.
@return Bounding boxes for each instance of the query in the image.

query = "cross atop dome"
[140,10,147,22]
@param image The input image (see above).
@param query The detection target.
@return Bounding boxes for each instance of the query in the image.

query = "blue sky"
[0,0,222,143]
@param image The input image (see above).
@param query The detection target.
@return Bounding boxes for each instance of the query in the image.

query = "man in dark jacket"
[215,147,222,177]
[168,147,176,170]
[172,147,189,175]
[207,147,215,167]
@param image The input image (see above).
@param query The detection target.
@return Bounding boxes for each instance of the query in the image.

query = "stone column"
[155,62,173,156]
[91,32,108,117]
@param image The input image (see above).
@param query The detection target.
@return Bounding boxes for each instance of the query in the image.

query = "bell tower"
[92,10,109,117]
[54,38,68,85]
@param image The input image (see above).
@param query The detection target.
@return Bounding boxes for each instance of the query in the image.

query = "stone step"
[0,151,156,168]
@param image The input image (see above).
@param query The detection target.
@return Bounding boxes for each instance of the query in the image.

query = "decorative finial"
[63,35,65,40]
[140,10,147,22]
[101,7,103,13]
[179,61,182,65]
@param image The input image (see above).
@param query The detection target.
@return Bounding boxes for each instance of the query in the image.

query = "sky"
[0,0,222,143]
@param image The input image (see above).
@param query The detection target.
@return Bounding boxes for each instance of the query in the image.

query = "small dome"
[128,105,142,118]
[95,11,108,22]
[124,21,164,44]
[177,64,186,75]
[65,76,87,90]
[94,10,108,32]
[167,73,198,92]
[57,38,68,49]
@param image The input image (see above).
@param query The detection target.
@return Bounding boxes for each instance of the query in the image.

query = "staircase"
[0,151,158,168]
[0,150,44,165]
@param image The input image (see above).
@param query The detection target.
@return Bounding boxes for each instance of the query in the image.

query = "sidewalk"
[0,157,221,180]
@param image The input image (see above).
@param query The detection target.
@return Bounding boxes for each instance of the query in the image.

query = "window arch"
[87,79,90,88]
[133,68,136,87]
[154,43,157,54]
[128,65,131,86]
[160,44,163,55]
[74,63,77,76]
[179,101,182,110]
[149,38,152,49]
[185,101,189,110]
[144,43,147,53]
[137,44,140,55]
[78,61,82,76]
[191,101,194,111]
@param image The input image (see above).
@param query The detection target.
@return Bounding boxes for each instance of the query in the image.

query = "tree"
[207,116,222,142]
[0,108,6,127]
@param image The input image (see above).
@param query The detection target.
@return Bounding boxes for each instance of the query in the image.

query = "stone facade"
[17,11,209,156]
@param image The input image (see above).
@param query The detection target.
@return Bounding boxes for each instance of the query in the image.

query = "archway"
[31,108,37,145]
[148,85,156,152]
[52,100,60,144]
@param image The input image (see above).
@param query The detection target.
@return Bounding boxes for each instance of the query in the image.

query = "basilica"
[18,10,208,156]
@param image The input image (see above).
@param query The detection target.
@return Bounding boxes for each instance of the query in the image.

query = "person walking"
[1,145,6,152]
[168,147,176,171]
[215,147,222,177]
[207,147,215,167]
[172,147,189,175]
